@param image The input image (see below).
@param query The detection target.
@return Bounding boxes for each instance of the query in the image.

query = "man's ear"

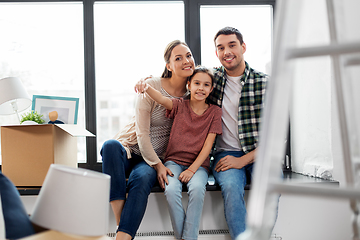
[242,42,247,54]
[215,50,219,58]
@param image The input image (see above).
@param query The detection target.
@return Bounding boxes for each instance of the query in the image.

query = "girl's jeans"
[164,161,208,240]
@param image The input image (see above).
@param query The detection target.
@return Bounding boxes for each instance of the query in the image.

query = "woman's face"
[166,44,195,78]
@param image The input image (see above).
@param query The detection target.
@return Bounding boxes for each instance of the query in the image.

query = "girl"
[135,66,222,240]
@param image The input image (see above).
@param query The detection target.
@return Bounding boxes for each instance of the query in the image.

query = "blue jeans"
[101,140,157,238]
[211,151,253,240]
[164,161,208,240]
[0,173,35,239]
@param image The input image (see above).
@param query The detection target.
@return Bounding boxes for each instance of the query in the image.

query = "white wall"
[105,191,236,234]
[290,0,333,179]
[291,0,360,182]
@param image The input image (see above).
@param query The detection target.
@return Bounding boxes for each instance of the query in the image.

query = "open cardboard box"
[1,124,94,187]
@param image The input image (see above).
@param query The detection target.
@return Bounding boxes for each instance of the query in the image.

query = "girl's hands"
[134,76,152,93]
[134,79,149,94]
[178,169,194,183]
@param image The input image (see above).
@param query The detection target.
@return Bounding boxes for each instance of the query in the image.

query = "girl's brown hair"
[188,65,214,86]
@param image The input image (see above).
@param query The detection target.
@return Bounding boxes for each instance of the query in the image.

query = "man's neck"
[225,62,246,77]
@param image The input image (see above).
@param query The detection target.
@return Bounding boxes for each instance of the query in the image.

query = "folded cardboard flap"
[1,124,95,137]
[54,124,95,137]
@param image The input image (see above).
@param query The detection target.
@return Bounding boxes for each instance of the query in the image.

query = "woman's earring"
[186,84,189,91]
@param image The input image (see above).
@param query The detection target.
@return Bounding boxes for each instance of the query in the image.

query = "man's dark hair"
[214,26,244,45]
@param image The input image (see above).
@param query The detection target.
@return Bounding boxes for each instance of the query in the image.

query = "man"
[208,26,268,240]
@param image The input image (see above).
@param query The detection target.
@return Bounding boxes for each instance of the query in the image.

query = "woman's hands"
[153,162,173,190]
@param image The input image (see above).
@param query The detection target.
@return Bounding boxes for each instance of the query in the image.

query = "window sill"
[17,171,337,196]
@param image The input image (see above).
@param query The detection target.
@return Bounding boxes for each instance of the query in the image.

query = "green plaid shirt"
[208,62,268,153]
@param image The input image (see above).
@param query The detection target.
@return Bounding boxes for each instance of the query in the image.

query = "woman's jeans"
[101,139,157,238]
[211,151,253,240]
[164,161,208,240]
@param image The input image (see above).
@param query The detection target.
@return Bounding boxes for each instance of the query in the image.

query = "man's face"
[215,34,246,75]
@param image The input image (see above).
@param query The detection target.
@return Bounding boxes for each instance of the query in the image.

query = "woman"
[101,40,195,240]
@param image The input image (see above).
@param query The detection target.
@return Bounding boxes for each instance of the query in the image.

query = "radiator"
[108,229,230,239]
[107,230,282,240]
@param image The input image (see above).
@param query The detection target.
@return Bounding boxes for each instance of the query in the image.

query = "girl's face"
[188,72,213,102]
[166,44,195,78]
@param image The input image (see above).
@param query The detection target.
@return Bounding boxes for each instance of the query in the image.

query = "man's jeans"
[211,151,253,240]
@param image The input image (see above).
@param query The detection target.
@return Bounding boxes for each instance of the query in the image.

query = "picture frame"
[31,95,79,124]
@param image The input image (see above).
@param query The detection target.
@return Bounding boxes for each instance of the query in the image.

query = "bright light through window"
[200,5,273,74]
[94,1,184,161]
[0,3,85,163]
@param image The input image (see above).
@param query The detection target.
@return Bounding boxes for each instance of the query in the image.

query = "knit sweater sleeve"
[135,77,162,166]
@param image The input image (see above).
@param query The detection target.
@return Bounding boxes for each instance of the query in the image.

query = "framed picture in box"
[32,95,79,124]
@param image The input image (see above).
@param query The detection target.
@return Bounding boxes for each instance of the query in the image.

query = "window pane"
[0,3,85,163]
[200,5,273,74]
[94,1,184,162]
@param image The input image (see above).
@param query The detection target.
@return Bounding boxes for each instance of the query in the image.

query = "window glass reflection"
[0,3,85,163]
[94,1,184,161]
[200,5,273,74]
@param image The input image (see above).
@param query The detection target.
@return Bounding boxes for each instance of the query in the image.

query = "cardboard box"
[20,230,112,240]
[1,124,94,187]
